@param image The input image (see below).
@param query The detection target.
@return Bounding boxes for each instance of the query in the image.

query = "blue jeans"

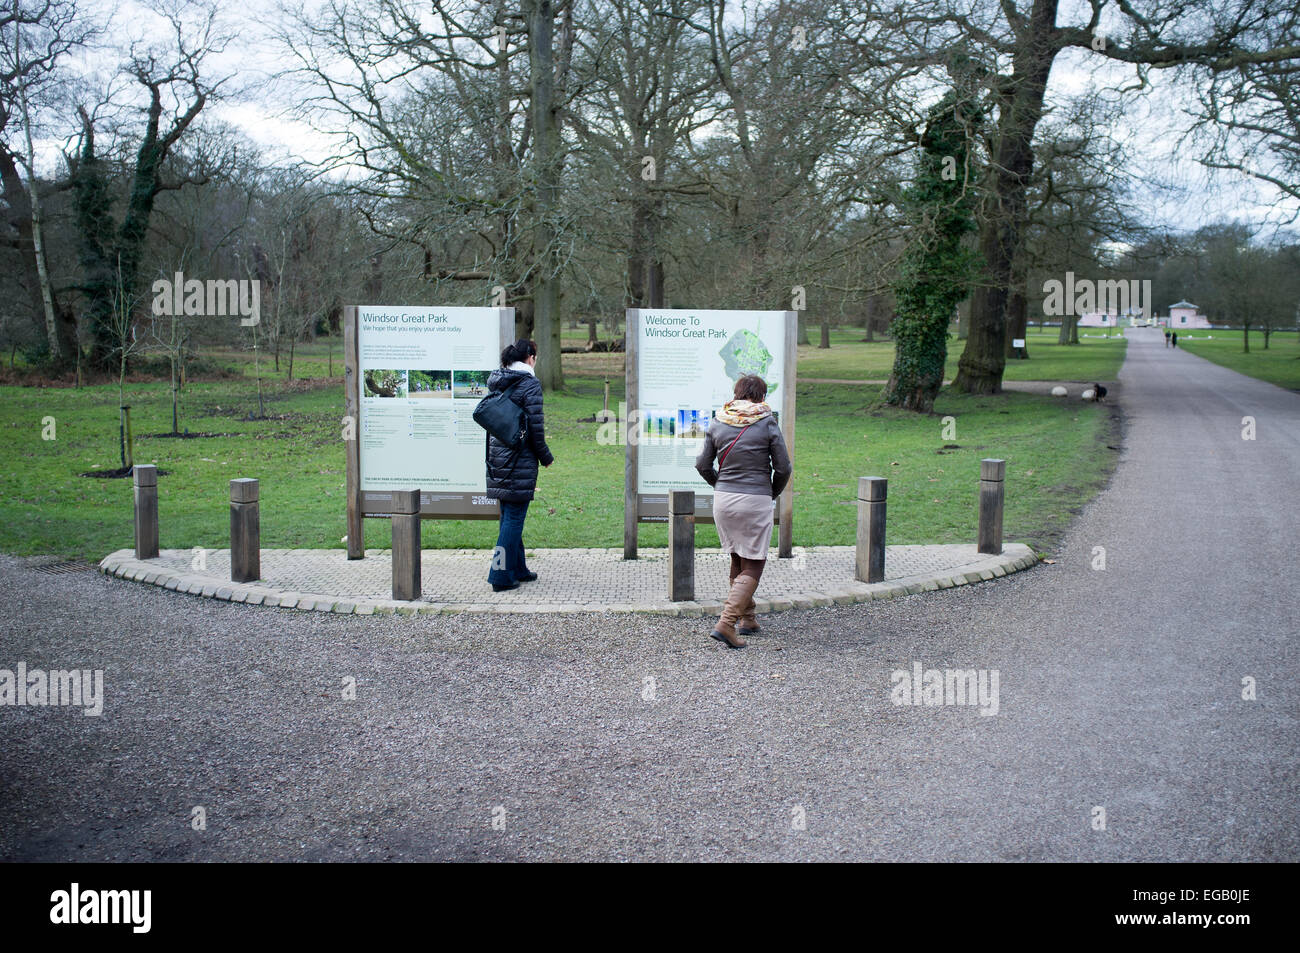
[488,501,531,585]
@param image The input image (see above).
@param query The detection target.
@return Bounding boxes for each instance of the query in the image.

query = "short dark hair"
[733,374,767,402]
[501,339,538,367]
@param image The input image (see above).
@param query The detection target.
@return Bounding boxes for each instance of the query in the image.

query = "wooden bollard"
[132,464,158,559]
[230,478,260,583]
[668,489,695,601]
[855,476,887,583]
[978,459,1005,555]
[391,489,421,601]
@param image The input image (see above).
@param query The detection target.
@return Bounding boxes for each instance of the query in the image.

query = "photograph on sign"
[636,309,787,505]
[357,306,500,495]
[408,369,452,398]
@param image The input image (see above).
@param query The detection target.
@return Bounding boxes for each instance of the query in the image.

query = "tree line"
[2,0,1298,413]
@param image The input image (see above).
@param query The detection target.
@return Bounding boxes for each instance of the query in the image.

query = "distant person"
[695,374,793,649]
[1171,332,1178,348]
[485,339,554,592]
[1164,330,1171,347]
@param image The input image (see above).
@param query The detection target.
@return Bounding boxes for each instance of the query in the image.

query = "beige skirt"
[712,490,775,559]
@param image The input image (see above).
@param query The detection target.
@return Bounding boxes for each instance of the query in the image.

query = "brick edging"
[97,545,1037,617]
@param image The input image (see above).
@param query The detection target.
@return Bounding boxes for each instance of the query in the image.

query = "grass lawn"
[797,324,1129,383]
[559,322,1129,384]
[1,333,1122,561]
[1176,329,1300,392]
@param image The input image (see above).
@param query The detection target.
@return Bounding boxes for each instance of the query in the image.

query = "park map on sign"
[718,328,777,394]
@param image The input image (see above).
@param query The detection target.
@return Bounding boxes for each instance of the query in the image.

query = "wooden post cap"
[132,464,157,487]
[980,459,1006,481]
[858,476,887,501]
[390,489,421,515]
[230,478,259,503]
[668,490,696,515]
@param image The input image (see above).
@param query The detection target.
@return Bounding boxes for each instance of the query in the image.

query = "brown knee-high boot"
[726,553,760,634]
[712,574,758,649]
[743,582,759,629]
[738,557,762,634]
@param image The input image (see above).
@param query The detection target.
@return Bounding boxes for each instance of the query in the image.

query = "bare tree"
[566,0,718,312]
[70,1,231,370]
[690,0,903,331]
[1191,225,1299,352]
[1193,5,1300,209]
[0,0,95,365]
[281,0,576,389]
[831,0,1300,394]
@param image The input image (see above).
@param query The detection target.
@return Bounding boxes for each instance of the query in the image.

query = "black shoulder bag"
[473,376,529,471]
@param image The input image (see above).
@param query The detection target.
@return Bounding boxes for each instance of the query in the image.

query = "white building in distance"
[1163,300,1212,328]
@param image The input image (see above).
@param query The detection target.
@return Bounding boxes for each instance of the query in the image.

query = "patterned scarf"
[716,398,772,427]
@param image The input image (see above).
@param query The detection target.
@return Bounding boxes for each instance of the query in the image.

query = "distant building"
[1164,300,1211,329]
[1077,298,1213,329]
[1078,309,1146,328]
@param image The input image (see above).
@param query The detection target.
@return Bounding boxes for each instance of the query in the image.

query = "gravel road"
[1,327,1295,861]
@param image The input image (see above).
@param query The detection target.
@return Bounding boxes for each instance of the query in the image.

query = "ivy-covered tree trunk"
[70,115,117,370]
[73,70,208,371]
[882,92,981,413]
[952,0,1057,394]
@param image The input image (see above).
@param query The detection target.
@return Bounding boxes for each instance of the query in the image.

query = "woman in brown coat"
[695,374,793,648]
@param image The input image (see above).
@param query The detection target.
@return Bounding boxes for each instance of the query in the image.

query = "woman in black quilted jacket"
[485,339,554,591]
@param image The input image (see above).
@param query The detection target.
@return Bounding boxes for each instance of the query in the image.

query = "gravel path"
[1,327,1296,861]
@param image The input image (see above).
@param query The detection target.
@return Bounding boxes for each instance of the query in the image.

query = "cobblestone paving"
[99,543,1037,616]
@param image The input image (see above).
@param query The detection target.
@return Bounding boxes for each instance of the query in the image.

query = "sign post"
[624,308,797,559]
[623,311,640,559]
[344,306,513,559]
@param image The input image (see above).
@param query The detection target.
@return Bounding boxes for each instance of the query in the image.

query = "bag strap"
[717,424,753,468]
[495,375,527,398]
